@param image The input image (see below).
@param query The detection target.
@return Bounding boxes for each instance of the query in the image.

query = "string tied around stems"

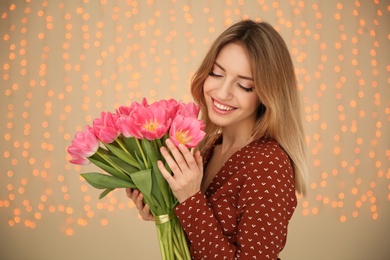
[154,212,177,225]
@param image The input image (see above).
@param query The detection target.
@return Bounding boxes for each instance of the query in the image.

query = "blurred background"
[0,1,389,259]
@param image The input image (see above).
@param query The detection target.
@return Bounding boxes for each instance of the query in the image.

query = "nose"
[215,79,233,100]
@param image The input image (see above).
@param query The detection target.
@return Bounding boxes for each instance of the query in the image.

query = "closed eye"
[209,71,223,78]
[238,84,254,92]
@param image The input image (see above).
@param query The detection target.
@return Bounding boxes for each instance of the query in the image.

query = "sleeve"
[236,156,297,259]
[174,191,237,258]
[174,149,297,259]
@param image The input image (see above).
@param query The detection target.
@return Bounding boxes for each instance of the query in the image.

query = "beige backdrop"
[0,1,389,259]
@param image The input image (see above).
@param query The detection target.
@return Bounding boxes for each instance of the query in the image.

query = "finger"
[130,190,148,217]
[160,146,184,174]
[141,204,154,221]
[127,188,153,221]
[142,203,150,214]
[194,150,204,171]
[129,189,141,206]
[177,143,198,169]
[134,192,145,211]
[157,160,177,188]
[129,188,139,201]
[164,139,189,170]
[125,188,132,198]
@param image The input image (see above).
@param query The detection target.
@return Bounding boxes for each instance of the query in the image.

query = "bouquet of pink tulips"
[67,98,205,260]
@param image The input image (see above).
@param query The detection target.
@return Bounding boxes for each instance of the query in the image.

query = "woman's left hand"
[158,139,203,203]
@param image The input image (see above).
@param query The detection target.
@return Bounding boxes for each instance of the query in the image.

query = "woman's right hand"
[126,188,154,221]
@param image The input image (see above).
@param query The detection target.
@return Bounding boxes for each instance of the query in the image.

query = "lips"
[212,98,235,111]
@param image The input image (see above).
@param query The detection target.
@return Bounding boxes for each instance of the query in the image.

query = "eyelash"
[238,84,254,92]
[209,71,222,77]
[209,72,254,92]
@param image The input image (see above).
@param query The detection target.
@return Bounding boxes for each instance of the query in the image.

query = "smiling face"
[203,42,260,133]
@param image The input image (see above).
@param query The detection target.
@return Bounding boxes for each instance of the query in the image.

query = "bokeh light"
[0,0,389,238]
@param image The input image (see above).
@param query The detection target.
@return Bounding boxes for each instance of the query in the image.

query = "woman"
[127,19,309,259]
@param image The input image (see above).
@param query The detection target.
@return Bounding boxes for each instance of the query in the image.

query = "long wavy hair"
[191,20,309,196]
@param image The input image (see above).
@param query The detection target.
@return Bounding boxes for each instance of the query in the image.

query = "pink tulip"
[169,115,205,148]
[93,111,119,143]
[67,125,100,165]
[152,99,179,121]
[116,115,143,138]
[116,98,148,117]
[117,104,171,140]
[69,155,90,165]
[176,101,201,118]
[154,99,178,110]
[138,105,171,140]
[116,99,148,138]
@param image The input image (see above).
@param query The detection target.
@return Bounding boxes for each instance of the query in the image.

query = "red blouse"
[174,137,297,259]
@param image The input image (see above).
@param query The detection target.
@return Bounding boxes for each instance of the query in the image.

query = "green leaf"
[122,136,135,147]
[130,169,152,196]
[134,151,146,169]
[122,136,141,157]
[141,139,171,210]
[89,150,109,164]
[105,154,139,174]
[104,142,140,169]
[142,138,158,162]
[152,162,171,209]
[123,137,147,169]
[142,139,174,210]
[99,188,114,199]
[81,172,136,189]
[130,169,160,214]
[89,156,130,181]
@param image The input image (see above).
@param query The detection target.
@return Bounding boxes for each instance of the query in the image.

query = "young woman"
[127,19,309,259]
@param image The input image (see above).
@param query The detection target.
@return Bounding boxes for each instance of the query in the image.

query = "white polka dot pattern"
[174,138,297,259]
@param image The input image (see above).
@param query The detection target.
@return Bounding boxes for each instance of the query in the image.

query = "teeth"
[213,100,234,111]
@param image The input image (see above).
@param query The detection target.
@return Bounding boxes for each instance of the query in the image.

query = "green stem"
[156,225,167,260]
[154,217,190,260]
[115,138,130,154]
[155,138,163,152]
[135,138,149,169]
[175,218,190,260]
[96,150,126,174]
[172,226,183,259]
[173,246,183,260]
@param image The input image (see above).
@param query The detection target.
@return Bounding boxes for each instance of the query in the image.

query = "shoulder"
[237,139,297,212]
[238,138,294,183]
[241,138,290,164]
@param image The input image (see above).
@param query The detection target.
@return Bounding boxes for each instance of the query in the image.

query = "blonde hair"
[191,20,309,196]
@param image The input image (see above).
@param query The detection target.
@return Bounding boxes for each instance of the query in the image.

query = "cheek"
[252,96,261,107]
[202,80,210,103]
[203,77,212,93]
[246,95,261,111]
[203,78,216,105]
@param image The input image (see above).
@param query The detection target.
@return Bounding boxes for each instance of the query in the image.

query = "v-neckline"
[202,135,257,196]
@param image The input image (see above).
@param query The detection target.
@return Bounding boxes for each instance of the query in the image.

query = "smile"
[213,99,235,111]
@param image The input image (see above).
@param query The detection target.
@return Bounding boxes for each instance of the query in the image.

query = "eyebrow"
[214,61,254,81]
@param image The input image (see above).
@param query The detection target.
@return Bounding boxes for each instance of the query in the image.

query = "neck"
[219,127,253,154]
